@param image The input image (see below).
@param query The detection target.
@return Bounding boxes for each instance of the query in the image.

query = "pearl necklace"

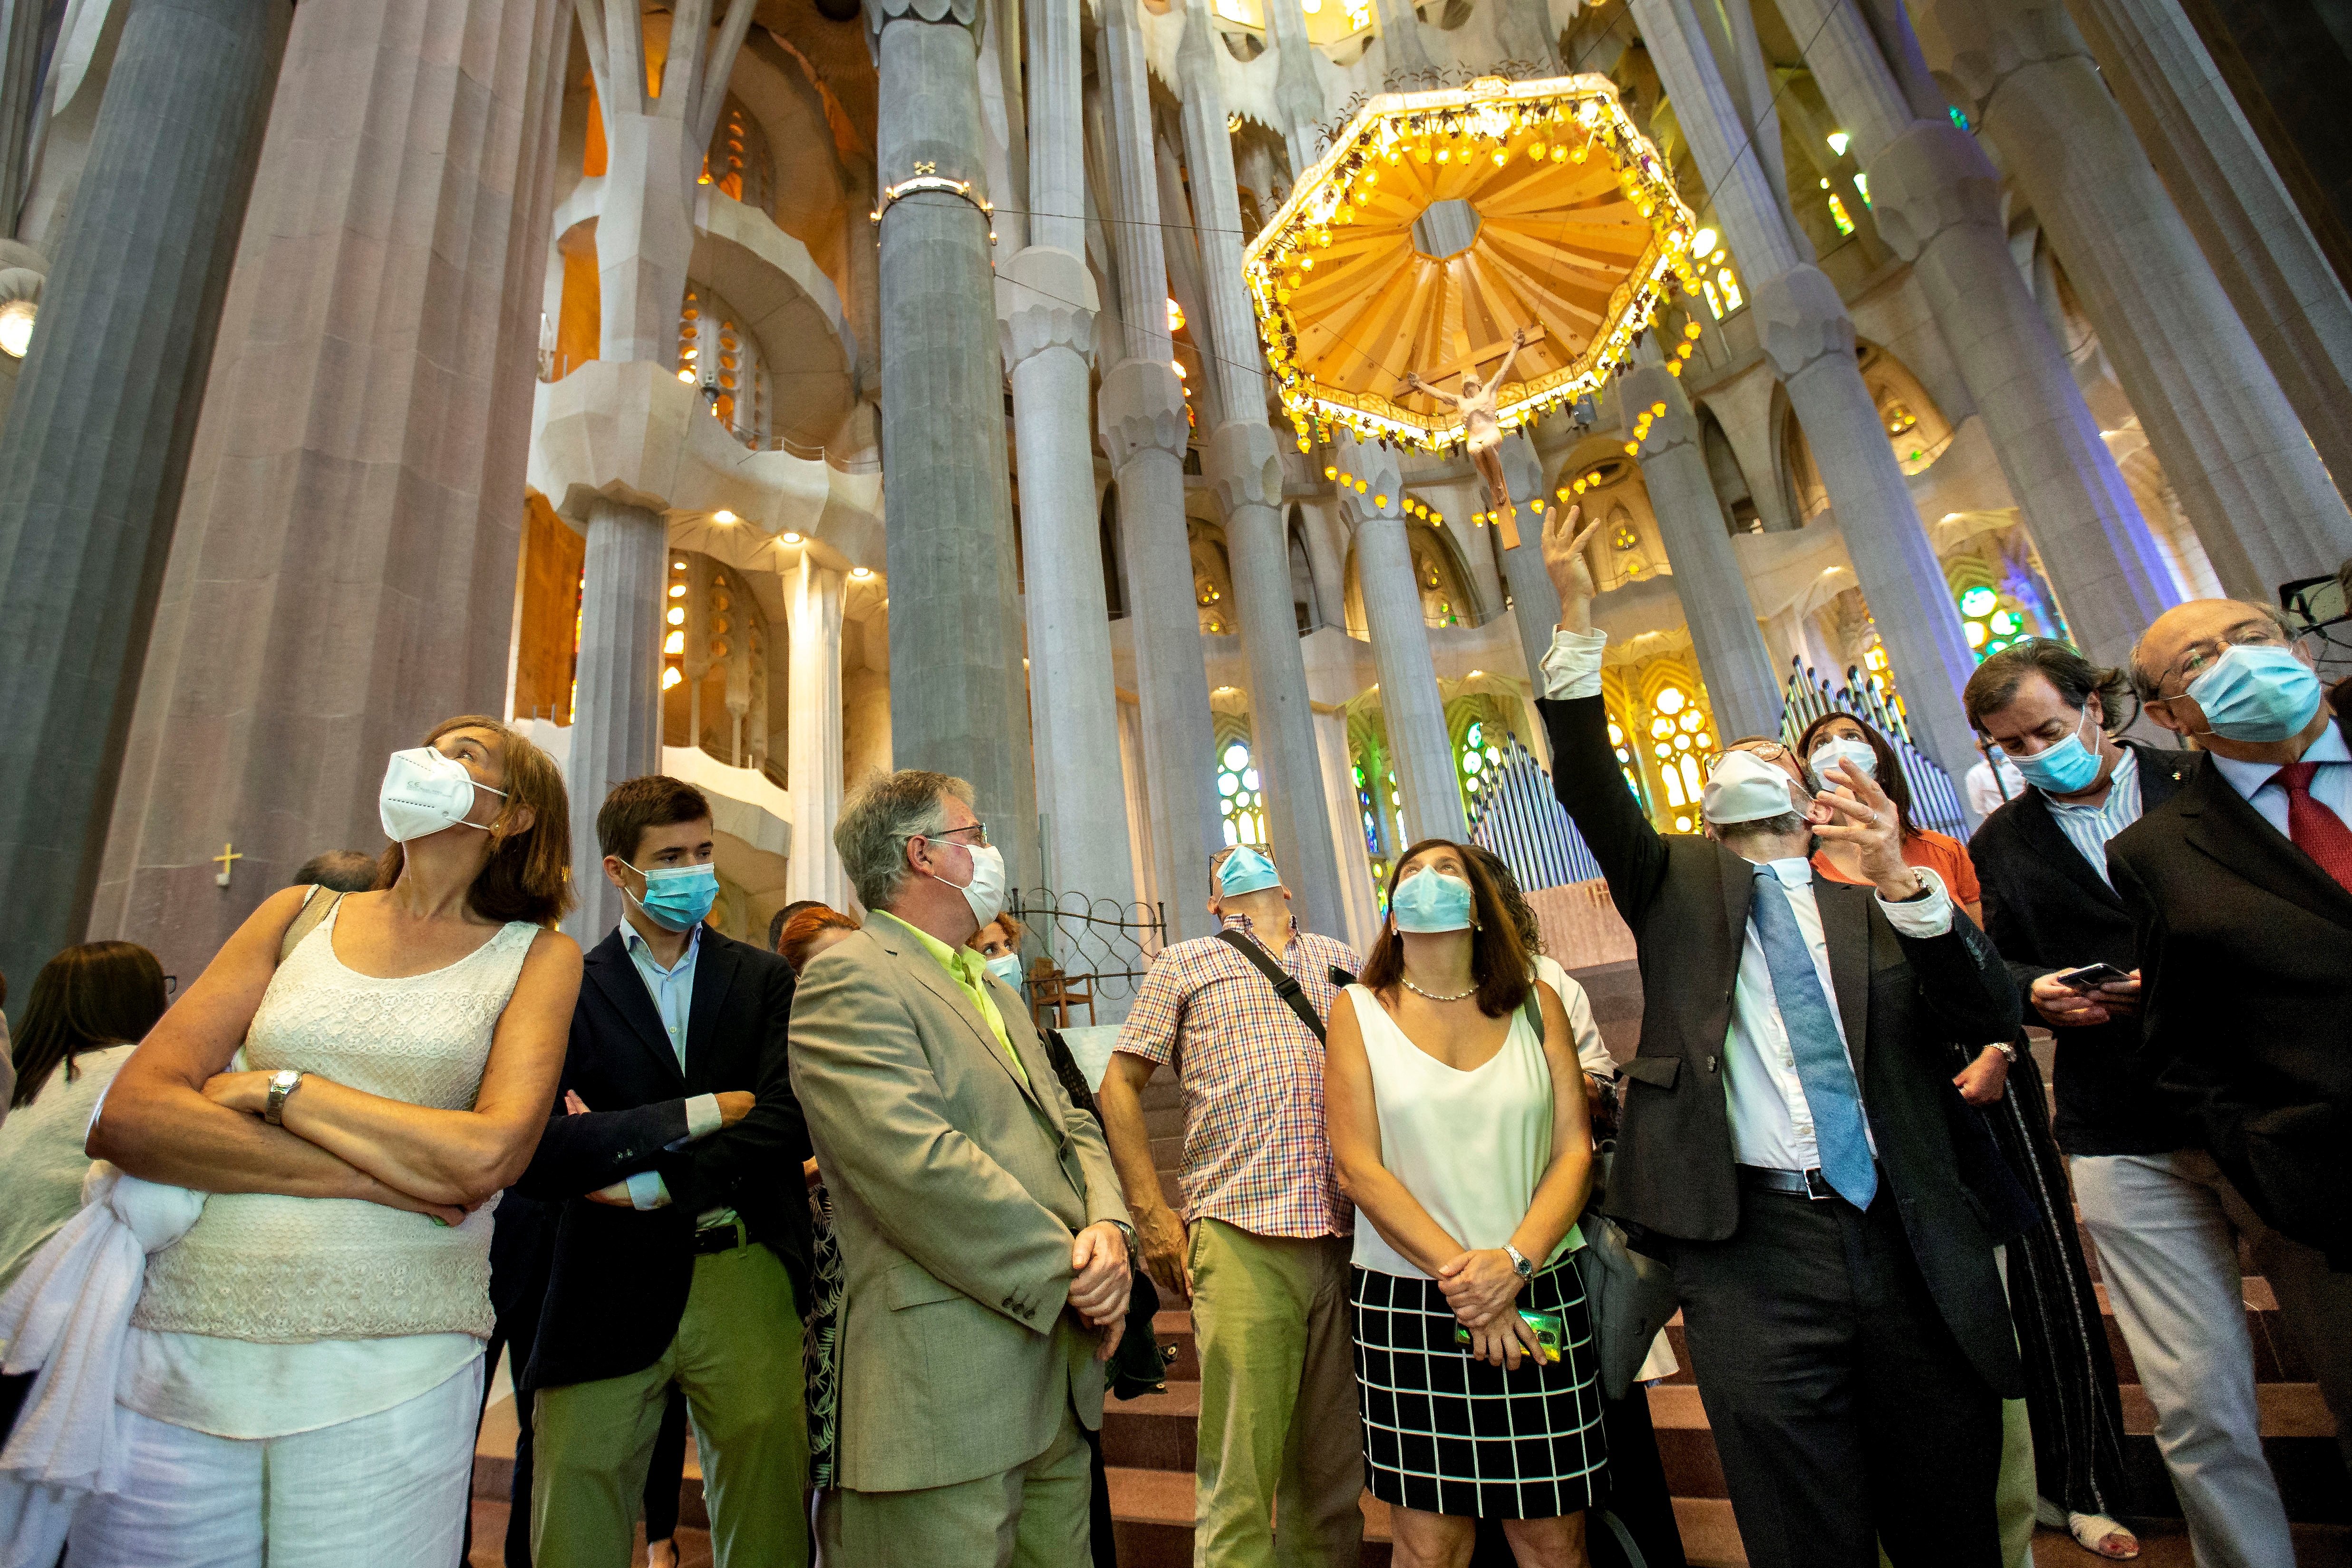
[1399,976,1477,1004]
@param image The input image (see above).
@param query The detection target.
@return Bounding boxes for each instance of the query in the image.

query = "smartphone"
[1454,1309,1563,1363]
[2049,961,2130,992]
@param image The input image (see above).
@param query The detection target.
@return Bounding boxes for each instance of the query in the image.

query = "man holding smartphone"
[1965,641,2309,1568]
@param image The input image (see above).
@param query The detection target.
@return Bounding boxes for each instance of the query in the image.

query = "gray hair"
[834,769,972,911]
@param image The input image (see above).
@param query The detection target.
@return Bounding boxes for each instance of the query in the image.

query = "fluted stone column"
[869,0,1041,890]
[1496,437,1564,685]
[1633,0,1979,782]
[999,0,1133,909]
[1620,348,1784,742]
[1098,0,1223,937]
[1177,0,1344,932]
[1373,0,1432,74]
[570,500,668,936]
[785,556,848,911]
[1261,0,1326,174]
[1916,0,2352,600]
[2066,0,2352,505]
[1341,437,1467,845]
[0,0,285,1002]
[1778,0,2175,670]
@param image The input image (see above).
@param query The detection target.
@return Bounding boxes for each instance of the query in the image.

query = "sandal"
[2034,1500,2138,1560]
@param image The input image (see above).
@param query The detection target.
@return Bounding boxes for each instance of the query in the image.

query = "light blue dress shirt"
[2042,747,2144,889]
[2206,722,2352,837]
[617,923,726,1218]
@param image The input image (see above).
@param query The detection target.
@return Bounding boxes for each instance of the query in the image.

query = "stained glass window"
[1217,739,1266,847]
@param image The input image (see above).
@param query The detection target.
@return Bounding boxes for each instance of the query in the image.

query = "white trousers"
[2069,1152,2290,1568]
[65,1356,483,1568]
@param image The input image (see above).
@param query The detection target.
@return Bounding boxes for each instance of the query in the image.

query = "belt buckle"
[1801,1168,1834,1202]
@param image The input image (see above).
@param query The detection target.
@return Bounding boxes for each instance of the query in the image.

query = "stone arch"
[704,92,775,215]
[1773,381,1828,528]
[1190,518,1236,636]
[1287,505,1323,632]
[1855,339,1955,476]
[1695,404,1764,534]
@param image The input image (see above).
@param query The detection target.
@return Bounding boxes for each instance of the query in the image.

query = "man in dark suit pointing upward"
[1531,506,2022,1568]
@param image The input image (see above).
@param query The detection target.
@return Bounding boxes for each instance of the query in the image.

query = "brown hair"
[1358,838,1533,1018]
[597,774,714,863]
[10,941,168,1109]
[1966,637,2133,730]
[372,715,574,926]
[971,912,1024,949]
[1466,844,1544,957]
[1795,712,1918,842]
[779,905,860,973]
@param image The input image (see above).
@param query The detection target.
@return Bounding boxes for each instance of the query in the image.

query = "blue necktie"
[1749,868,1877,1209]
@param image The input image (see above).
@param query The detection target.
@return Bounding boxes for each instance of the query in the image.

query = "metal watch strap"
[1504,1243,1533,1278]
[264,1069,304,1126]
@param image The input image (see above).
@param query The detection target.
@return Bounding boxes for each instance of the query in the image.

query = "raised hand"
[1812,759,1921,900]
[1540,504,1606,630]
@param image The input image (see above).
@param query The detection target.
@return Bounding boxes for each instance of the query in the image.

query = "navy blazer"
[515,925,812,1391]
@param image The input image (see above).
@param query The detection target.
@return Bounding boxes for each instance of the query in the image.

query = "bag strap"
[278,886,345,965]
[1212,928,1327,1044]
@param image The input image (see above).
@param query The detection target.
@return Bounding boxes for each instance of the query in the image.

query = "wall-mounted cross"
[213,842,242,888]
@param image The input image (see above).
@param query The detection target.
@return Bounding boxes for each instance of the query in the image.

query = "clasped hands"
[1070,1220,1133,1362]
[1437,1248,1550,1372]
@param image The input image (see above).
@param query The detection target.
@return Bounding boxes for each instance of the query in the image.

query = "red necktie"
[2276,762,2352,895]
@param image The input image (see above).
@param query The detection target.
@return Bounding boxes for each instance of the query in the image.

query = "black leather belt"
[1735,1164,1837,1200]
[692,1220,748,1254]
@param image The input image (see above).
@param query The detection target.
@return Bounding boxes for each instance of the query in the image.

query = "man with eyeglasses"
[2104,600,2352,1490]
[789,769,1133,1565]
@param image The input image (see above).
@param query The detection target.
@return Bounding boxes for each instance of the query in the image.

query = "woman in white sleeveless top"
[82,715,583,1566]
[1326,839,1602,1568]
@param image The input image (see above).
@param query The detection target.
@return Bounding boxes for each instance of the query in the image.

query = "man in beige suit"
[790,768,1134,1566]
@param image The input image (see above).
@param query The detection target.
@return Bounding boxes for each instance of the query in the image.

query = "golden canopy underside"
[1247,77,1697,451]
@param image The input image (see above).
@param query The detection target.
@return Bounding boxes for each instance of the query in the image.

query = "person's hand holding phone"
[2030,965,2136,1027]
[1467,1311,1548,1370]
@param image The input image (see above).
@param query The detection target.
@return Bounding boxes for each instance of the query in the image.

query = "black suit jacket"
[2107,710,2352,1267]
[1969,739,2198,1157]
[516,926,813,1390]
[1542,694,2025,1396]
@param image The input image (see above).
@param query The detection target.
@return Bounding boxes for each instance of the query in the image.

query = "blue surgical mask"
[624,861,719,932]
[1392,869,1475,932]
[2011,708,2105,796]
[2182,644,2323,743]
[1217,845,1282,896]
[985,952,1024,988]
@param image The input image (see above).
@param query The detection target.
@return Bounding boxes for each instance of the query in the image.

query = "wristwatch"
[264,1069,306,1126]
[1503,1243,1534,1280]
[1990,1039,2020,1063]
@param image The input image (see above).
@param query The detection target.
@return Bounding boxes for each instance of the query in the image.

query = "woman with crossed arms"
[1326,838,1602,1568]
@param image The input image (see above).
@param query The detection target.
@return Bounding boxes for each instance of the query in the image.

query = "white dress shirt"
[1965,756,2027,820]
[2206,721,2352,836]
[1543,625,1955,1173]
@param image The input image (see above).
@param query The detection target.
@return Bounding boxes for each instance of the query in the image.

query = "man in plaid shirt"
[1095,844,1366,1566]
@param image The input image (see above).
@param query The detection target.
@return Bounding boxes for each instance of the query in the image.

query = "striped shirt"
[2043,748,2144,888]
[1114,914,1362,1239]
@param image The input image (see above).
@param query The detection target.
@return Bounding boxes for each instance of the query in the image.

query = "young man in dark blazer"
[516,774,813,1567]
[2110,600,2352,1480]
[1963,639,2313,1565]
[1533,509,2023,1568]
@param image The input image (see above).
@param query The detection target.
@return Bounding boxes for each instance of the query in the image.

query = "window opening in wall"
[1217,739,1266,847]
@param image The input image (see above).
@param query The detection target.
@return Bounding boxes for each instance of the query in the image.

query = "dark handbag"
[1572,1143,1679,1402]
[1107,1269,1176,1400]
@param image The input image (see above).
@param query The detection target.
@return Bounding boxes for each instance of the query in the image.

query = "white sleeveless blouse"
[1346,985,1581,1279]
[124,903,536,1438]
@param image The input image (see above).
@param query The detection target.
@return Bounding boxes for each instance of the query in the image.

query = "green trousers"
[817,1394,1093,1568]
[532,1242,808,1568]
[1188,1219,1366,1568]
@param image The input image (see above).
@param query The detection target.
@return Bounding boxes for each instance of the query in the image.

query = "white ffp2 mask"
[379,747,503,843]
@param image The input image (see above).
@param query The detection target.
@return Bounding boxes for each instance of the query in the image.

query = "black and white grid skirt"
[1350,1260,1609,1519]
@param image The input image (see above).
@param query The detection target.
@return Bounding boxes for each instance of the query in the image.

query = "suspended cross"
[213,842,242,888]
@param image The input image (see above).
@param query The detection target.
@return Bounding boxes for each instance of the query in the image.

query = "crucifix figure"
[212,842,242,888]
[1403,325,1530,542]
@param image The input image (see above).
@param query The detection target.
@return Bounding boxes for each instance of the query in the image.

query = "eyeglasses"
[2155,621,2292,696]
[1704,740,1791,771]
[912,822,989,848]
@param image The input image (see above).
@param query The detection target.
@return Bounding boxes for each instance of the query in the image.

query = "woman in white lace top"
[83,715,583,1566]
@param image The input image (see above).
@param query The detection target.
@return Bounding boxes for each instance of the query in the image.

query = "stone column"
[869,0,1042,890]
[569,500,668,936]
[1341,437,1467,845]
[1177,0,1345,933]
[1777,0,2176,669]
[0,0,285,998]
[1619,348,1785,742]
[1632,0,1980,782]
[2066,0,2352,503]
[1916,0,2352,599]
[1373,0,1432,74]
[1496,436,1564,686]
[786,556,848,910]
[999,0,1134,906]
[1097,0,1223,938]
[1260,0,1326,174]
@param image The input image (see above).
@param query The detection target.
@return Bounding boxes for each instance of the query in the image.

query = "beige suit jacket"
[789,910,1131,1494]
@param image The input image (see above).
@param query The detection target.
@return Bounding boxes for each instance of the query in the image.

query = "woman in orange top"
[1797,711,1982,920]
